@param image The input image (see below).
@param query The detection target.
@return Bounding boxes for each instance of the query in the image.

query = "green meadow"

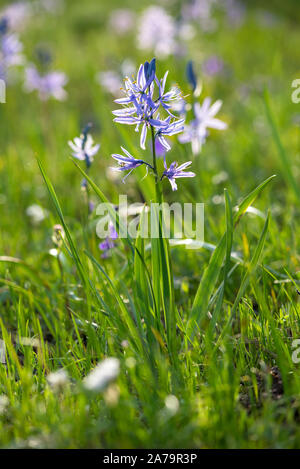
[1,0,300,448]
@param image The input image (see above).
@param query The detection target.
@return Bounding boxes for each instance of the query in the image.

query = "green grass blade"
[264,89,300,202]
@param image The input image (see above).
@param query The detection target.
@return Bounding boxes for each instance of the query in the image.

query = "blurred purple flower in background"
[0,1,32,31]
[109,9,135,35]
[179,98,227,154]
[137,7,177,57]
[99,221,118,258]
[1,31,24,66]
[181,0,217,33]
[162,160,195,191]
[24,65,68,101]
[97,60,135,97]
[202,55,224,76]
[97,70,122,96]
[0,17,24,79]
[223,0,246,27]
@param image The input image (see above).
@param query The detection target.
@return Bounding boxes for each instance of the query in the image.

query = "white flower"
[0,339,5,364]
[0,395,9,415]
[47,369,69,389]
[165,395,179,415]
[83,357,120,392]
[137,7,177,57]
[26,204,46,224]
[179,98,227,154]
[68,134,100,163]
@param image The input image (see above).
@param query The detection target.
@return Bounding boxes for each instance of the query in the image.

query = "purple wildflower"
[111,147,152,182]
[68,130,100,167]
[24,65,68,101]
[179,98,227,154]
[223,0,246,27]
[99,222,118,258]
[162,160,195,191]
[181,0,217,33]
[155,116,185,151]
[137,7,177,57]
[202,56,224,77]
[156,73,183,116]
[151,138,170,158]
[109,9,135,35]
[113,59,184,150]
[0,2,32,31]
[0,18,24,79]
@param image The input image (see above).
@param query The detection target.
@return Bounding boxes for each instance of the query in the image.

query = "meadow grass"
[1,0,300,449]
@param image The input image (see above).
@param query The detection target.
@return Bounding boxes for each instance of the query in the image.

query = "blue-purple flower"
[202,56,224,77]
[113,59,184,150]
[111,58,198,191]
[111,147,152,182]
[0,2,32,31]
[99,221,118,258]
[155,116,185,151]
[24,65,68,101]
[179,98,227,154]
[0,18,24,78]
[162,160,195,191]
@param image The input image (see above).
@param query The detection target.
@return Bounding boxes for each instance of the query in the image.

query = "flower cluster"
[111,59,195,191]
[113,58,184,151]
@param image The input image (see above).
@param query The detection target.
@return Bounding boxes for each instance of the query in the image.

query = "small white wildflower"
[47,369,69,389]
[68,133,100,163]
[0,395,9,415]
[125,357,136,369]
[212,171,228,185]
[83,357,120,392]
[0,339,6,364]
[26,204,46,224]
[104,384,120,406]
[165,394,179,415]
[212,194,224,205]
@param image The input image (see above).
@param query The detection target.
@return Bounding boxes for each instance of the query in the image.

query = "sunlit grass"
[1,0,300,449]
